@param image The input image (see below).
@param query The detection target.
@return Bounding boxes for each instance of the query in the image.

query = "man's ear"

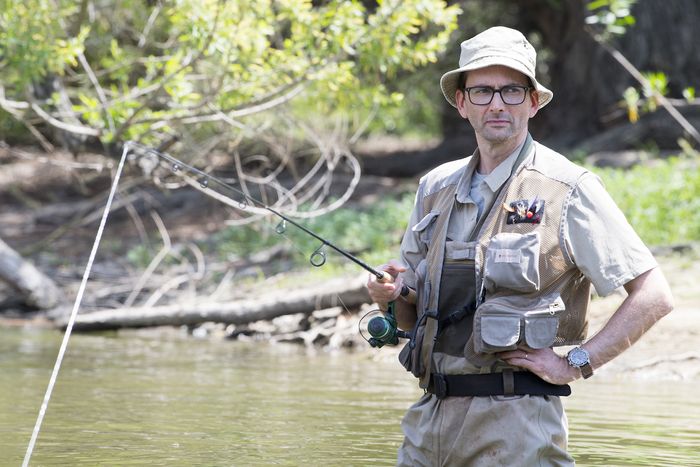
[455,90,469,120]
[529,92,539,118]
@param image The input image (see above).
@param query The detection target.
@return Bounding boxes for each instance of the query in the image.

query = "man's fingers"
[385,263,407,274]
[378,260,407,277]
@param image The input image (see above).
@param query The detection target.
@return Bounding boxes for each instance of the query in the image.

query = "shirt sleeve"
[398,184,428,289]
[564,172,658,297]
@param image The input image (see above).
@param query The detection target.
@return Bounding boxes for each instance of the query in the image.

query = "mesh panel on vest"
[462,166,591,368]
[477,167,590,345]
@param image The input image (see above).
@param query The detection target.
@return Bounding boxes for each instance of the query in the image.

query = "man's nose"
[488,90,506,109]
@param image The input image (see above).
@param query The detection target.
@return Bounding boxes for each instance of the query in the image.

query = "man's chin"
[481,130,513,144]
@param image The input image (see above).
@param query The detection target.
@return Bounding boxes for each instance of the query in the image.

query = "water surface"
[2,326,698,466]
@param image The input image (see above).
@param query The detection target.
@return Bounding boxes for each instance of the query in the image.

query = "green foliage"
[213,192,415,272]
[621,70,670,122]
[0,0,460,145]
[622,86,640,122]
[0,1,84,84]
[126,244,154,269]
[585,0,637,36]
[682,87,696,102]
[592,155,700,246]
[641,71,668,112]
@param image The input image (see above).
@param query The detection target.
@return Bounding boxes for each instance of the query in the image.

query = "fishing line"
[126,141,389,280]
[23,141,410,463]
[126,141,417,341]
[23,146,129,467]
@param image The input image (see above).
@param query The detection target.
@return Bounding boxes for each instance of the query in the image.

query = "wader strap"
[502,368,515,396]
[418,183,458,388]
[427,371,571,399]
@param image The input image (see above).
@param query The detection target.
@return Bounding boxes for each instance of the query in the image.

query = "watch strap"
[579,362,593,379]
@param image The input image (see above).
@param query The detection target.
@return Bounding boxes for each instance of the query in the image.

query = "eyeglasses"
[463,85,532,106]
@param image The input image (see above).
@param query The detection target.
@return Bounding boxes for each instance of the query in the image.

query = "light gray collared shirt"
[447,140,525,242]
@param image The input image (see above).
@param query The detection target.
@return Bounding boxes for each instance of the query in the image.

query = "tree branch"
[588,28,700,146]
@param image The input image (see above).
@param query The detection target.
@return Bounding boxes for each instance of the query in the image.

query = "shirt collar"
[456,139,527,202]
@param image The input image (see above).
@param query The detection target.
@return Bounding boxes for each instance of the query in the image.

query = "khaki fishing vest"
[413,141,591,387]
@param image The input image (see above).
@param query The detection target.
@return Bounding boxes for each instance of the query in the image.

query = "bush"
[591,156,700,246]
[213,192,414,274]
[130,155,696,276]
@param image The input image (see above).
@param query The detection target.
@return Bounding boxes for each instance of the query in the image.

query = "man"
[367,26,674,466]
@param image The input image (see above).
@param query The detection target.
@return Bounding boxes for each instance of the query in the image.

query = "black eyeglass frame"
[462,85,533,106]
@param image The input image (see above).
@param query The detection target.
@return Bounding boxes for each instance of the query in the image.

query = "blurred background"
[2,0,698,317]
[1,1,699,464]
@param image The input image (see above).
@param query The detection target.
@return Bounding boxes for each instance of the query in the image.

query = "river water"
[2,325,698,466]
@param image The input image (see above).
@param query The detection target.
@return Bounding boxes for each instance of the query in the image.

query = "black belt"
[428,370,571,399]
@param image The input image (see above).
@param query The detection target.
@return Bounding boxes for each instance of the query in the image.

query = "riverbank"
[4,250,698,382]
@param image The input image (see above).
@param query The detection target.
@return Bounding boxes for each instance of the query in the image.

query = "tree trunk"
[0,237,63,310]
[516,0,700,151]
[58,275,370,331]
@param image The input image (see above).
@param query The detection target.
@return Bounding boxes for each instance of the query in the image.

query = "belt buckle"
[433,374,448,399]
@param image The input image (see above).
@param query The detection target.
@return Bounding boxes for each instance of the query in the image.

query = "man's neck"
[476,133,528,174]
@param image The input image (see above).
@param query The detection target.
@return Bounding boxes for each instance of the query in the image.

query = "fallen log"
[58,274,371,331]
[0,237,63,310]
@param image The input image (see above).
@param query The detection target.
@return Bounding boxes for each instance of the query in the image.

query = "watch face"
[568,348,589,366]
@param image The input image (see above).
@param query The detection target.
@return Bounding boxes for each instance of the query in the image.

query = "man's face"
[455,65,539,145]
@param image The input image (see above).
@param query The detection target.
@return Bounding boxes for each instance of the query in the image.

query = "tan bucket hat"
[440,26,553,109]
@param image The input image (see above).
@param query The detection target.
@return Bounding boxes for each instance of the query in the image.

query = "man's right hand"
[366,260,407,307]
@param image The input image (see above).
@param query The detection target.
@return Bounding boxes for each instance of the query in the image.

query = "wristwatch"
[567,347,593,379]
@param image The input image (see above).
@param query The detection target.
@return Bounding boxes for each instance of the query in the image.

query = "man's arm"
[501,266,674,384]
[392,298,418,331]
[581,266,674,372]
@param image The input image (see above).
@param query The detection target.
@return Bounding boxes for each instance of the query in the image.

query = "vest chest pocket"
[412,210,440,250]
[483,231,541,293]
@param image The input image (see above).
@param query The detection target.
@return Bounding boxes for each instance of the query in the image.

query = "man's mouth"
[486,119,510,125]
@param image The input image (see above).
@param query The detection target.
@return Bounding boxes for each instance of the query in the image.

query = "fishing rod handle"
[378,271,417,305]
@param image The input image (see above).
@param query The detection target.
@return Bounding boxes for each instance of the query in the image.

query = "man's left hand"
[497,347,579,385]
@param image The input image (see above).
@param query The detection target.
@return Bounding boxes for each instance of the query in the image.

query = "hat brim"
[440,56,553,109]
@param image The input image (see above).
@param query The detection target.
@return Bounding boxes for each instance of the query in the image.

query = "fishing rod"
[23,142,410,465]
[124,142,416,323]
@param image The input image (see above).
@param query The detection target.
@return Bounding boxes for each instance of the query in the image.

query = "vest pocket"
[480,314,521,350]
[473,293,564,353]
[483,231,541,293]
[398,322,425,377]
[524,313,560,349]
[412,210,440,249]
